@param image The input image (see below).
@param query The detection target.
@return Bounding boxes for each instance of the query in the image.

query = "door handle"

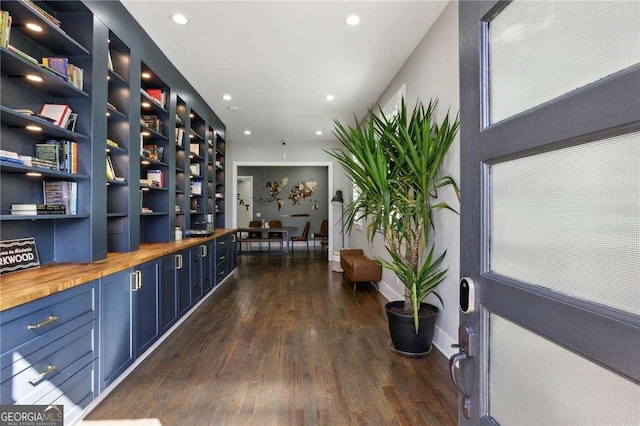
[448,323,475,419]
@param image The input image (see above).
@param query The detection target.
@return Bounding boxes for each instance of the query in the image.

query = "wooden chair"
[313,219,328,248]
[268,220,283,252]
[243,220,263,252]
[290,221,311,252]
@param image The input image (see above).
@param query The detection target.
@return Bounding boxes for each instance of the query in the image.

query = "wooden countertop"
[0,229,237,312]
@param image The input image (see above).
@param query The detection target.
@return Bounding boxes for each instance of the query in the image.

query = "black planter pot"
[385,301,439,356]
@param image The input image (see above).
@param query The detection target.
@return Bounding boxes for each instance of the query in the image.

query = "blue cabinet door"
[190,246,203,305]
[99,268,134,391]
[159,254,178,332]
[202,243,212,294]
[177,250,191,316]
[135,260,159,357]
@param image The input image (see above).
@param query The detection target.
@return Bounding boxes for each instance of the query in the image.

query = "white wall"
[226,138,351,254]
[236,178,252,227]
[349,1,460,357]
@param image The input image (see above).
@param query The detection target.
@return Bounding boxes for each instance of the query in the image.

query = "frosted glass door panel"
[489,314,640,425]
[489,1,640,124]
[490,132,640,315]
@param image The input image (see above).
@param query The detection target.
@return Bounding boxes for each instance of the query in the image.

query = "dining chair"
[246,220,263,252]
[268,220,283,252]
[313,219,328,248]
[290,221,311,252]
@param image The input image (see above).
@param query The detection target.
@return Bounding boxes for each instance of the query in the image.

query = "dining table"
[236,226,298,254]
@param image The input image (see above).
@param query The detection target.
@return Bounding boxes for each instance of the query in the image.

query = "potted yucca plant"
[327,98,459,355]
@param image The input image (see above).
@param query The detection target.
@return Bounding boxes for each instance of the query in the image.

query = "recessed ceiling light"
[26,23,43,32]
[141,101,151,108]
[244,130,251,135]
[315,130,323,135]
[141,131,150,136]
[141,72,151,79]
[228,106,238,111]
[26,172,42,177]
[171,13,188,25]
[141,160,150,165]
[325,94,335,101]
[26,125,42,131]
[26,74,42,82]
[189,113,194,118]
[222,94,232,101]
[346,15,360,26]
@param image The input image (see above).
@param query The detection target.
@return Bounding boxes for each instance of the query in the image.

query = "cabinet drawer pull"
[219,255,226,261]
[28,364,56,385]
[27,316,58,330]
[219,241,226,245]
[201,245,208,257]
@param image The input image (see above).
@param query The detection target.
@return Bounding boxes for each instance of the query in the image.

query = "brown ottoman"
[340,249,382,292]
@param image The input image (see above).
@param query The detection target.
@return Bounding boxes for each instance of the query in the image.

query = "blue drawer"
[37,360,96,425]
[0,282,96,369]
[0,321,95,405]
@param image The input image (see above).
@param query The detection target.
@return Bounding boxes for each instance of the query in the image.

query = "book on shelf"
[189,143,200,156]
[39,104,72,128]
[13,109,57,123]
[10,203,66,215]
[189,163,201,176]
[106,139,120,148]
[39,140,77,173]
[141,115,162,133]
[7,44,38,64]
[66,113,78,132]
[107,49,114,71]
[67,63,84,90]
[106,156,116,180]
[42,57,68,80]
[22,0,61,27]
[143,144,164,162]
[146,169,164,187]
[145,89,166,108]
[43,181,77,215]
[0,149,23,164]
[191,180,203,195]
[175,128,184,147]
[1,11,12,49]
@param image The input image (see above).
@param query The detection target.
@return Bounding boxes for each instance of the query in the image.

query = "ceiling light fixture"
[171,14,188,25]
[244,130,251,135]
[26,23,43,32]
[26,172,42,177]
[141,72,151,79]
[26,125,42,131]
[346,15,360,26]
[325,94,334,101]
[26,74,42,82]
[222,94,232,101]
[315,131,323,135]
[141,101,151,107]
[189,113,194,118]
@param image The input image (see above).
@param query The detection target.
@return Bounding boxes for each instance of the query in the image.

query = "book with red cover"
[39,104,71,127]
[146,89,164,107]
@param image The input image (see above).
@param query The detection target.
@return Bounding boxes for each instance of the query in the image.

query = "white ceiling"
[120,0,448,142]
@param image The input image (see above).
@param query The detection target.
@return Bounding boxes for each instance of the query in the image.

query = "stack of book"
[144,88,166,108]
[141,115,162,133]
[1,10,12,48]
[10,203,66,216]
[175,128,184,146]
[22,0,61,27]
[35,140,78,173]
[147,170,165,188]
[43,181,77,215]
[41,57,84,90]
[0,149,22,164]
[142,144,164,161]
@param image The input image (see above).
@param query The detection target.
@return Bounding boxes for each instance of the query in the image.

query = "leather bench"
[340,249,382,292]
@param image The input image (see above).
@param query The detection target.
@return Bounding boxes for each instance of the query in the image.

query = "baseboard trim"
[74,270,236,425]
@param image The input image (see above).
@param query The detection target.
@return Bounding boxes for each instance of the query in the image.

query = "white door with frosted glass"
[457,1,640,424]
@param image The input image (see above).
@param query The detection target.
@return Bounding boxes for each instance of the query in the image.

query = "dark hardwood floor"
[86,249,457,425]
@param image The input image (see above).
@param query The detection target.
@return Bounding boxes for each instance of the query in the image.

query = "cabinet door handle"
[131,271,139,291]
[219,255,226,261]
[28,364,56,385]
[27,316,58,330]
[201,245,207,257]
[220,241,226,246]
[176,253,183,270]
[136,270,142,290]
